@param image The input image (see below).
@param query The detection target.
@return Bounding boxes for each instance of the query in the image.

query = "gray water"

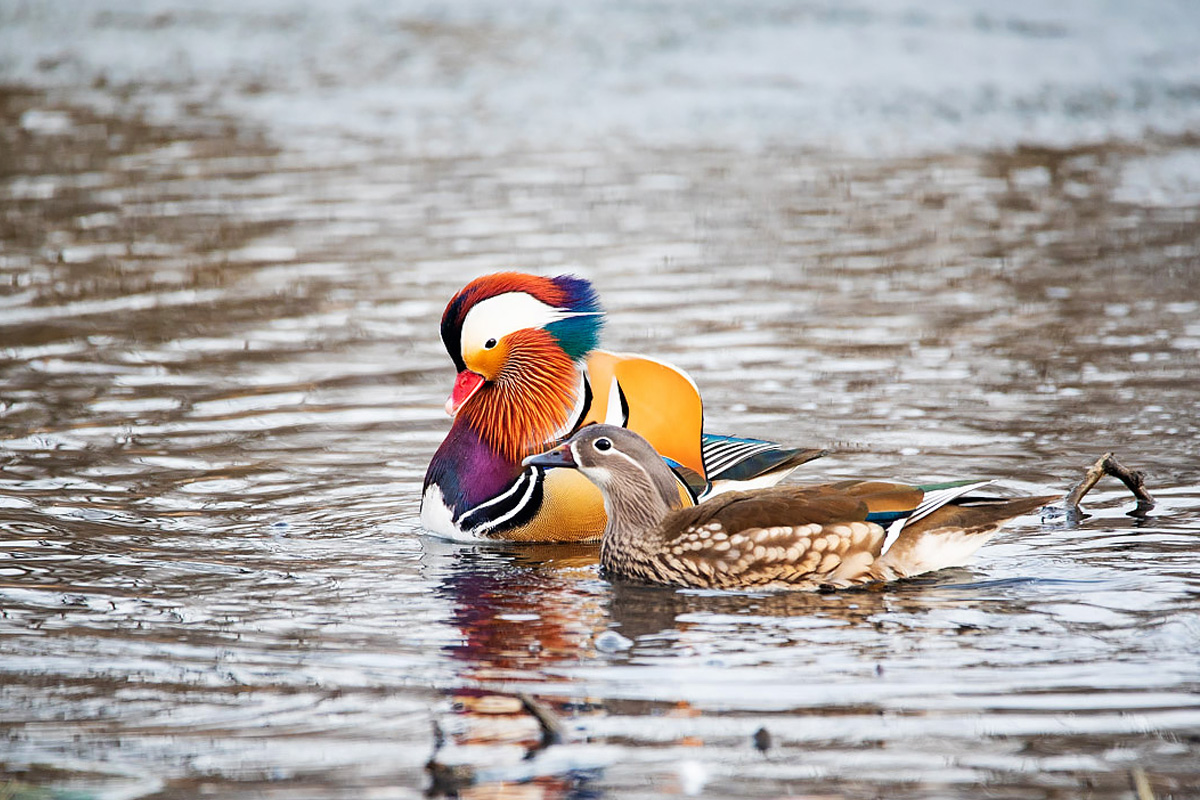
[2,2,1199,798]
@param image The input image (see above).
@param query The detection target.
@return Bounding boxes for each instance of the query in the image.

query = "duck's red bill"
[446,370,485,416]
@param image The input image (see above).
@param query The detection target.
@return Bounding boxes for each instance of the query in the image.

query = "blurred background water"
[1,1,1199,798]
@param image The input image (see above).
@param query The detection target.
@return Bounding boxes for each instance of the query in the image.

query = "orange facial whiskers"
[459,328,580,463]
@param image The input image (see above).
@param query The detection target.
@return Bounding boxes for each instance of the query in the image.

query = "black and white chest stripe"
[458,466,547,537]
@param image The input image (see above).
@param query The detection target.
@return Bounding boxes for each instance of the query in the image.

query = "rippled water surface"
[2,2,1199,798]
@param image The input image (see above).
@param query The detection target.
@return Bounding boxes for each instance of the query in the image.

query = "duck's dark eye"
[484,338,498,350]
[594,437,612,452]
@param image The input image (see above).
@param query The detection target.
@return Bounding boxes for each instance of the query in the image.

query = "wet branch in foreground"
[518,692,565,749]
[1064,452,1155,516]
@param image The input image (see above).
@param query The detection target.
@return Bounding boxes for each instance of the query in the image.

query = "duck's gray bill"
[522,448,576,469]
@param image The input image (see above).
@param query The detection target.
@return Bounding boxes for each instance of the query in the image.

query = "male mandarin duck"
[524,425,1060,590]
[421,272,825,542]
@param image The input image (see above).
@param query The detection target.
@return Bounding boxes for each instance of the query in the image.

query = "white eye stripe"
[610,447,645,474]
[461,293,554,356]
[460,292,601,356]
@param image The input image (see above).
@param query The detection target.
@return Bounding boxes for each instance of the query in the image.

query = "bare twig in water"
[518,692,566,748]
[1065,452,1155,514]
[1130,766,1155,800]
[426,694,567,792]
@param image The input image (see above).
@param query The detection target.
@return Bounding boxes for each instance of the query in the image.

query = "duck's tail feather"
[876,493,1060,579]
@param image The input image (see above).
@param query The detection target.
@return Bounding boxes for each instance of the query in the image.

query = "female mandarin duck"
[525,426,1059,590]
[422,272,825,542]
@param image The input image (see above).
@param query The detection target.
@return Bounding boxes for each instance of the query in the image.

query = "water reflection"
[429,544,608,798]
[437,544,606,680]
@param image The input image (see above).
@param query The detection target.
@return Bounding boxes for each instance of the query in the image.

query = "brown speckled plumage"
[526,426,1057,590]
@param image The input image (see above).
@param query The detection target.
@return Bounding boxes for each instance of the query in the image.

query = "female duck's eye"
[594,438,612,452]
[484,338,498,350]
